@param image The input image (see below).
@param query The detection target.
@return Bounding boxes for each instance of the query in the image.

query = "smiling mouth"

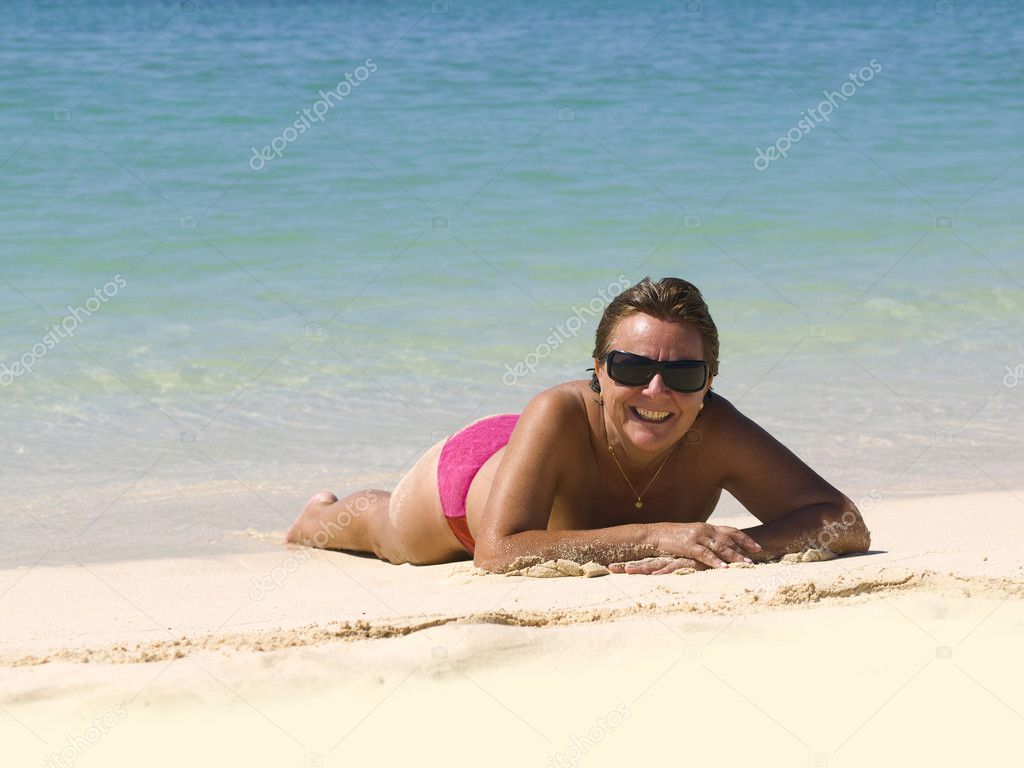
[631,406,673,423]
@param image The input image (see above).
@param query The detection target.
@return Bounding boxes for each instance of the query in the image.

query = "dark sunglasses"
[601,350,709,393]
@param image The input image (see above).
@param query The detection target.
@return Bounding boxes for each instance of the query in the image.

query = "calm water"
[1,0,1022,566]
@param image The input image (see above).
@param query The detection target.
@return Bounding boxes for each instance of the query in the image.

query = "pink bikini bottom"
[437,413,519,555]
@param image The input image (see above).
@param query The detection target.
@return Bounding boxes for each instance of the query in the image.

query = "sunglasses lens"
[607,352,656,386]
[606,356,655,391]
[663,362,707,392]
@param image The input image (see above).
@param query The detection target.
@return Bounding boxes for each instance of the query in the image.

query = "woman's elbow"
[473,553,502,573]
[473,536,514,573]
[825,496,871,554]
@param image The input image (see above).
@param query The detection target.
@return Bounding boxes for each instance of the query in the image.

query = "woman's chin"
[623,413,684,451]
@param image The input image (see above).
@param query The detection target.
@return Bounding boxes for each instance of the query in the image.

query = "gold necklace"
[607,442,676,510]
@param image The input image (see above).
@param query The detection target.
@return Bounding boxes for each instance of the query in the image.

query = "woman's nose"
[643,373,669,396]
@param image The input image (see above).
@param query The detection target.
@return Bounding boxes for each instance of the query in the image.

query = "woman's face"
[595,312,713,456]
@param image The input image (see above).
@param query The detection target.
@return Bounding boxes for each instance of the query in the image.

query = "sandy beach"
[3,489,1022,766]
[4,1,1022,765]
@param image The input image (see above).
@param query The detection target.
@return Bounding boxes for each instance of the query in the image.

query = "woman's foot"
[286,490,340,545]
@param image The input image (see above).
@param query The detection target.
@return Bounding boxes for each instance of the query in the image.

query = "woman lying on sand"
[287,277,870,574]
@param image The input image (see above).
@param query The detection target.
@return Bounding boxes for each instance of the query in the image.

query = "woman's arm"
[476,521,762,572]
[475,523,665,572]
[473,387,642,571]
[740,499,869,562]
[715,397,871,561]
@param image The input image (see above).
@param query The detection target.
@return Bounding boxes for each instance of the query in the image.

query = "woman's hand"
[608,556,707,575]
[611,522,762,574]
[610,523,761,574]
[662,522,762,567]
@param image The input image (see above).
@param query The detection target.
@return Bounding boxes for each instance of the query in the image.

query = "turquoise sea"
[1,0,1021,566]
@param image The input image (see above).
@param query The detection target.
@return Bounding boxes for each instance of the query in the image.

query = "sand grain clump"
[779,548,838,564]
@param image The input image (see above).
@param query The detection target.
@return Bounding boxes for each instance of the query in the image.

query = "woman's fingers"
[693,544,728,569]
[634,557,706,575]
[609,557,700,574]
[652,558,703,575]
[714,525,763,554]
[609,540,758,574]
[709,540,752,565]
[622,557,677,574]
[691,536,732,568]
[608,558,665,574]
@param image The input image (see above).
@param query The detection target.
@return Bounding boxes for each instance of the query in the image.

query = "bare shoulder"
[701,390,845,522]
[513,381,592,451]
[524,380,585,412]
[696,390,754,448]
[698,390,784,470]
[476,382,593,546]
[699,389,787,464]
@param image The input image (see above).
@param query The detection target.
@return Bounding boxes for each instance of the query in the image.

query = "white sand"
[2,489,1023,765]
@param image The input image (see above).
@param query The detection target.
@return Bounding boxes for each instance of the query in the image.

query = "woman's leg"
[286,489,394,557]
[286,440,467,565]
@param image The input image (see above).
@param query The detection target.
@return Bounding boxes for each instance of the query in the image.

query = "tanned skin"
[287,313,870,573]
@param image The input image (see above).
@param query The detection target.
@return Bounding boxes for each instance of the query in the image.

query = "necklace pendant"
[635,501,643,509]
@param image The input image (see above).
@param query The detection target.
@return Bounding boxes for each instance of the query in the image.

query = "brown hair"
[590,277,719,393]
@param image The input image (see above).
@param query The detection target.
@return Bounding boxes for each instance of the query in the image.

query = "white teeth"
[635,407,671,422]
